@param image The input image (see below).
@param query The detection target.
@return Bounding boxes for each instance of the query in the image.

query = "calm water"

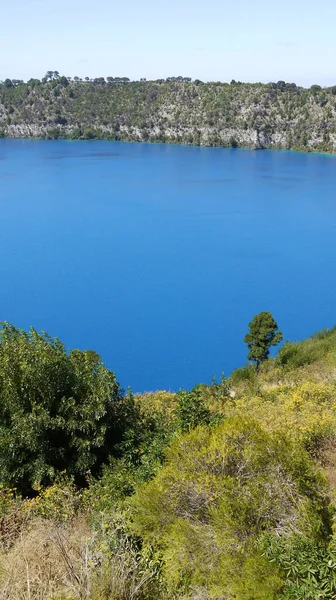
[0,139,336,391]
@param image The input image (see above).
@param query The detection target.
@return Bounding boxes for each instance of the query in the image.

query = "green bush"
[128,417,330,598]
[175,387,211,432]
[229,363,256,385]
[276,328,336,369]
[0,322,126,494]
[263,536,336,599]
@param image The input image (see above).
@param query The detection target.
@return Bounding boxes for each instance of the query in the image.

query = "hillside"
[0,321,336,598]
[2,76,336,152]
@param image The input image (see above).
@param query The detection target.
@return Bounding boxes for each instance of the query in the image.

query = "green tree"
[27,78,41,87]
[244,311,283,370]
[58,75,69,87]
[0,322,128,494]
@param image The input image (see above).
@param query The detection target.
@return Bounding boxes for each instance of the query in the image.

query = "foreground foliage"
[129,417,331,598]
[0,322,128,494]
[0,322,336,598]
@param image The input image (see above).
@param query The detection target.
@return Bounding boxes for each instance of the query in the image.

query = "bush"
[263,536,336,599]
[0,322,126,494]
[175,387,211,432]
[229,364,257,386]
[128,417,330,598]
[276,328,336,369]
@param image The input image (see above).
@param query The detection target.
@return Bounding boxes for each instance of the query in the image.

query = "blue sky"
[1,0,335,86]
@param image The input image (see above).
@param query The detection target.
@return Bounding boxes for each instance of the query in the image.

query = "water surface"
[0,140,335,391]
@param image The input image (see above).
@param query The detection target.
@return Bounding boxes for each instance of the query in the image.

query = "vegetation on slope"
[2,75,336,152]
[0,321,336,598]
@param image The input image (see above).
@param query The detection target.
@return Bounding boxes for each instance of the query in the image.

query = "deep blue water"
[1,139,336,391]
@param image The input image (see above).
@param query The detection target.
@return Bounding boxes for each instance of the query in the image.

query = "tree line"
[0,71,194,88]
[2,71,335,90]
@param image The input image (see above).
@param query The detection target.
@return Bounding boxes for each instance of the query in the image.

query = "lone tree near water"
[244,311,283,371]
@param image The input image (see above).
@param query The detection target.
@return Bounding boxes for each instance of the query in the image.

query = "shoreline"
[1,135,336,158]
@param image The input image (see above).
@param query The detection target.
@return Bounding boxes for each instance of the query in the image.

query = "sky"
[1,0,336,86]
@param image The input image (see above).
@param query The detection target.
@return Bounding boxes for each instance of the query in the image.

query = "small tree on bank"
[244,312,283,371]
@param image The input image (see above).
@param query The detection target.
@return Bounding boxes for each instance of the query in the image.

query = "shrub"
[263,535,336,599]
[175,387,211,432]
[0,322,125,494]
[128,417,330,598]
[276,328,336,369]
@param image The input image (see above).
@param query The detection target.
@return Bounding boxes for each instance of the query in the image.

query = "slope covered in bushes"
[0,322,336,598]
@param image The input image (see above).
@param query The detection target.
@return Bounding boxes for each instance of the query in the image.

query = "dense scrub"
[2,77,336,152]
[0,321,336,598]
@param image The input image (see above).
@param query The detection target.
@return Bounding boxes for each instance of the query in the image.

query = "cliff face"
[1,79,336,152]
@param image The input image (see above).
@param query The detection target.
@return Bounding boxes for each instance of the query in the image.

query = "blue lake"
[0,139,336,391]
